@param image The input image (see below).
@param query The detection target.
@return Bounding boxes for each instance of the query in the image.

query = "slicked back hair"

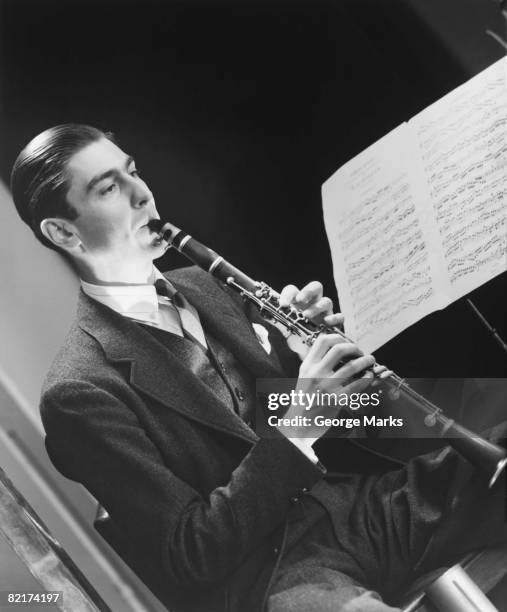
[10,124,114,252]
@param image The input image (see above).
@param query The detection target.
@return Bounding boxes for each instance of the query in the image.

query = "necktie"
[154,279,207,350]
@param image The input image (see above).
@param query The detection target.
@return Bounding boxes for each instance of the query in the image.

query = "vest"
[139,324,258,427]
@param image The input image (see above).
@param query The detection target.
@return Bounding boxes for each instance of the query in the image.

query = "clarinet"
[148,219,507,487]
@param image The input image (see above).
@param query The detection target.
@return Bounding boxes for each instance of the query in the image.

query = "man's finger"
[294,281,323,308]
[372,364,393,380]
[279,284,299,308]
[320,342,364,372]
[323,313,344,327]
[305,333,348,362]
[342,370,376,395]
[302,297,333,321]
[332,354,375,382]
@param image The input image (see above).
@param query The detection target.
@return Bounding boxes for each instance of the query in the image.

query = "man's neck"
[76,259,155,286]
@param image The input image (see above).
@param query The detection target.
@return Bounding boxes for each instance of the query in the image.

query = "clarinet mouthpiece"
[147,219,182,243]
[147,218,165,234]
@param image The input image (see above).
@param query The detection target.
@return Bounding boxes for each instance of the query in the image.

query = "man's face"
[64,137,164,263]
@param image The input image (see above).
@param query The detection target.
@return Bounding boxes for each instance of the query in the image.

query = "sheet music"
[410,57,507,300]
[322,125,447,353]
[322,57,506,353]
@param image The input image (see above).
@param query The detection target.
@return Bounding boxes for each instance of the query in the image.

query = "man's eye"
[100,183,117,196]
[130,168,141,178]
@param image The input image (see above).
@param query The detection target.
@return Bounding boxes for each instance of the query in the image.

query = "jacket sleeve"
[41,377,324,588]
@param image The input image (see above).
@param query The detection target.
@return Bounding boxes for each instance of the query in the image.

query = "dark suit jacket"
[40,266,336,612]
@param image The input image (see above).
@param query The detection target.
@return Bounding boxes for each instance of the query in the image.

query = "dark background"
[1,0,505,378]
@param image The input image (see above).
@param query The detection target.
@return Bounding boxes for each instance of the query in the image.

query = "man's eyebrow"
[86,155,135,192]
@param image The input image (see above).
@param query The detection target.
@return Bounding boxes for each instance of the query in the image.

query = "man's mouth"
[141,218,160,231]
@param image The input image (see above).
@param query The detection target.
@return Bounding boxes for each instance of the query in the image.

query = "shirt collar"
[80,268,176,322]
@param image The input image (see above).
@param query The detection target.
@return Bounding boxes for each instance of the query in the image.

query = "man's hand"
[279,281,343,328]
[277,334,376,441]
[278,281,390,382]
[276,281,391,443]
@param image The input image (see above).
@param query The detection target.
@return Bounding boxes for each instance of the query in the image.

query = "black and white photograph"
[0,1,506,611]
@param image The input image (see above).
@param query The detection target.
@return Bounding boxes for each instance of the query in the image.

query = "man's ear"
[40,218,83,252]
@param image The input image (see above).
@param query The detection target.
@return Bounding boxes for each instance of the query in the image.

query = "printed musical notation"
[322,57,506,352]
[412,59,507,296]
[322,124,447,352]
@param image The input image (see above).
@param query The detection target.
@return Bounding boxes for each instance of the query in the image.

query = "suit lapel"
[166,266,291,379]
[77,291,257,443]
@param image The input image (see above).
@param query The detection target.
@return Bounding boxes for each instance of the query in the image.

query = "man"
[10,124,507,612]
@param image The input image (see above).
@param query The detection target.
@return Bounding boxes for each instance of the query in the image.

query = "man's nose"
[130,179,153,210]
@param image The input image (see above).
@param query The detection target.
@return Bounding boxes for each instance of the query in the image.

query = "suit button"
[290,496,300,504]
[219,361,227,372]
[273,547,279,556]
[300,487,309,495]
[235,388,245,401]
